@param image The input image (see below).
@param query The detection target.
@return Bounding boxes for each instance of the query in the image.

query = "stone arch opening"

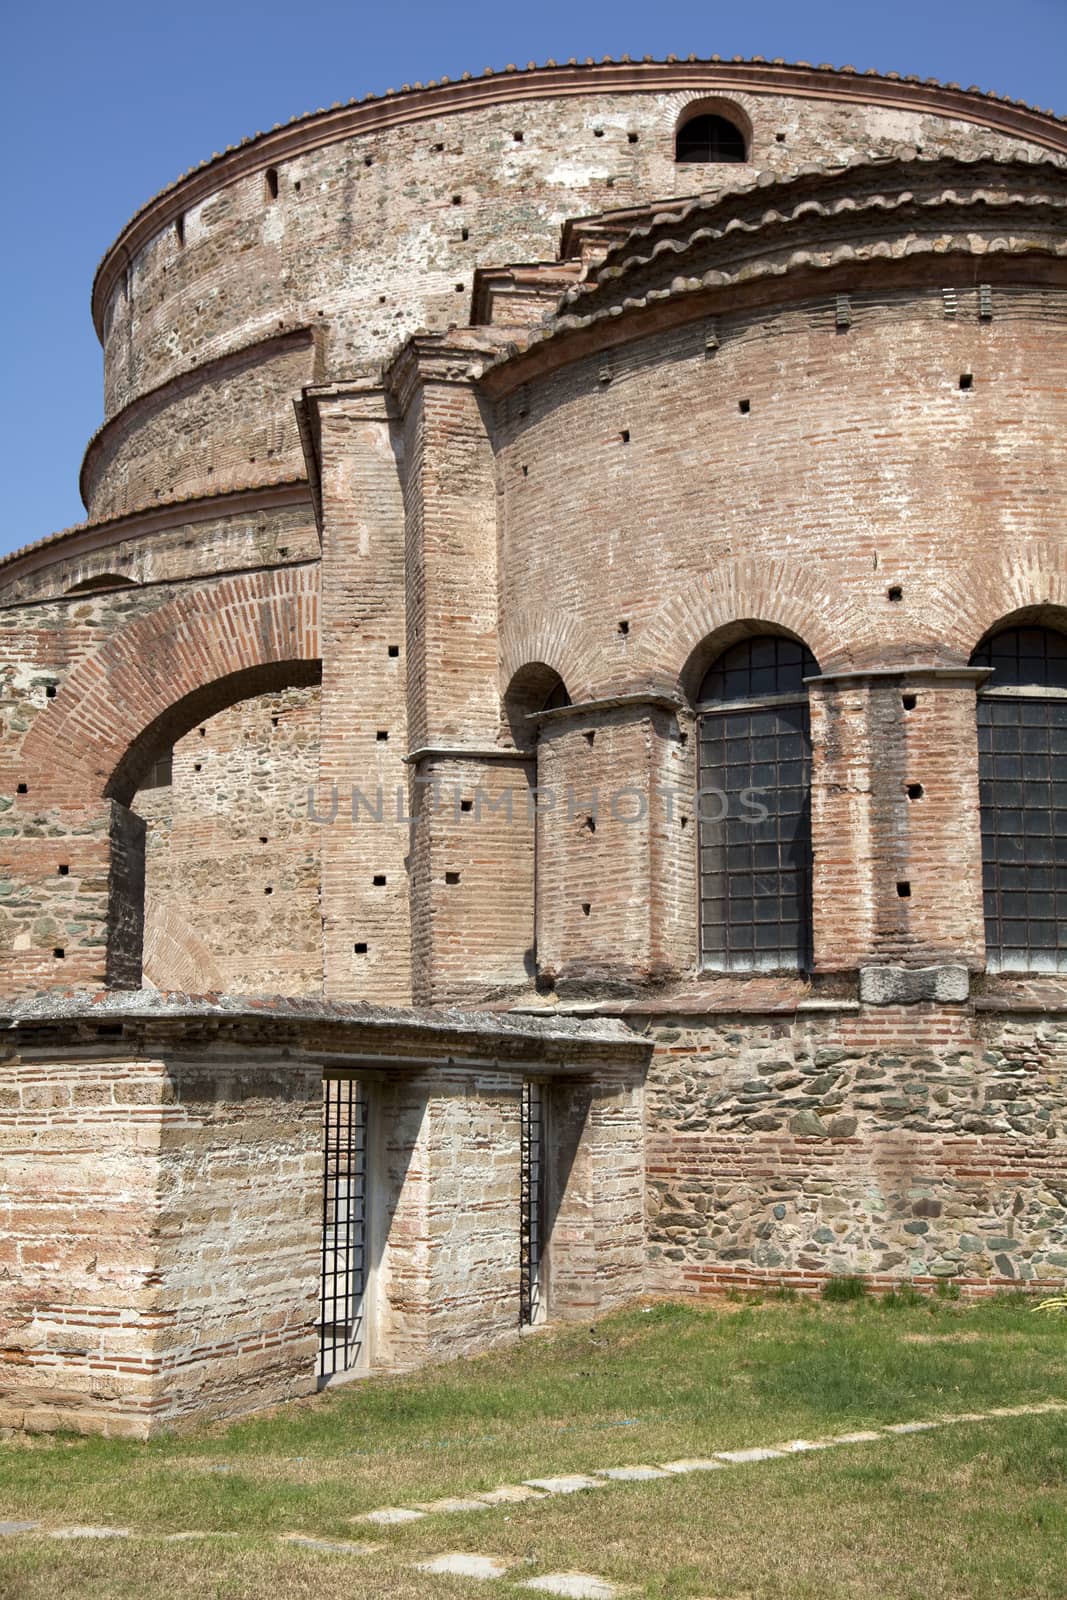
[674,100,751,164]
[118,661,324,996]
[502,662,571,752]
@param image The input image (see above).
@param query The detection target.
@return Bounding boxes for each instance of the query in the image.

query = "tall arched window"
[675,113,747,164]
[971,624,1067,971]
[697,634,818,971]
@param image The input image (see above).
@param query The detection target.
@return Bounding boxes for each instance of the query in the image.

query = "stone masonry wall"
[0,1040,321,1437]
[135,684,322,994]
[642,1003,1067,1293]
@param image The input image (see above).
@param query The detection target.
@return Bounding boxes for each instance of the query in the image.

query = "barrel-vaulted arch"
[0,565,320,996]
[14,565,319,808]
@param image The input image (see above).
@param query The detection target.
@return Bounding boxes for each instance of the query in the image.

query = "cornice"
[90,57,1067,340]
[0,480,313,595]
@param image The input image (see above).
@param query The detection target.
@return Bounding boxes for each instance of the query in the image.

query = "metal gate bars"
[520,1079,545,1326]
[318,1075,368,1381]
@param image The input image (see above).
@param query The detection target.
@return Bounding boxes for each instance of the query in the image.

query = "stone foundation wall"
[0,1039,321,1437]
[0,997,648,1436]
[642,1003,1067,1293]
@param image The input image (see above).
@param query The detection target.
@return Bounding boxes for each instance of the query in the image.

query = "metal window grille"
[520,1080,544,1326]
[318,1076,369,1381]
[698,636,816,972]
[973,627,1067,972]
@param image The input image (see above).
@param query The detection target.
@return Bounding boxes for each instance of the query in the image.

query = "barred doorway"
[318,1075,370,1382]
[520,1080,547,1325]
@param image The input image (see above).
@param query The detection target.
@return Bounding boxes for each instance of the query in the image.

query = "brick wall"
[136,684,322,994]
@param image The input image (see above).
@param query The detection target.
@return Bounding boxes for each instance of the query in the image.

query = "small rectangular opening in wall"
[387,644,400,657]
[373,873,386,886]
[354,941,368,954]
[513,130,523,142]
[265,167,279,201]
[628,131,639,143]
[460,227,470,241]
[959,372,974,390]
[445,870,460,885]
[376,730,389,741]
[902,693,918,711]
[738,398,751,415]
[618,619,630,635]
[58,864,69,876]
[45,684,56,698]
[53,947,65,959]
[887,585,904,602]
[16,783,27,794]
[619,428,630,443]
[174,215,185,246]
[460,798,473,812]
[897,881,912,898]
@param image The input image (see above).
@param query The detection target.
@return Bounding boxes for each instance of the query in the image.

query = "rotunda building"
[1,58,1066,1436]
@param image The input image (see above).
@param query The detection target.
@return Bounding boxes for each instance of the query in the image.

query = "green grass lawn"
[1,1293,1065,1598]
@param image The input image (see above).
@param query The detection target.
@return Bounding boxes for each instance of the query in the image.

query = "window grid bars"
[520,1080,544,1326]
[318,1076,368,1381]
[978,694,1067,971]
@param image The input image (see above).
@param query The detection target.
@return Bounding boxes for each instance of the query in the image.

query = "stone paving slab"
[832,1430,884,1444]
[523,1474,609,1495]
[715,1447,784,1464]
[163,1531,239,1541]
[415,1552,514,1579]
[0,1521,40,1536]
[355,1506,427,1525]
[414,1496,493,1514]
[777,1438,835,1453]
[594,1465,673,1481]
[49,1526,130,1539]
[520,1574,623,1598]
[477,1484,548,1504]
[279,1533,380,1554]
[885,1421,940,1434]
[659,1457,726,1474]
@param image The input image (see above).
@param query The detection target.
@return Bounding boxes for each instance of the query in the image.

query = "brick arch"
[637,558,870,700]
[142,892,225,993]
[933,542,1067,663]
[17,566,319,807]
[499,609,602,703]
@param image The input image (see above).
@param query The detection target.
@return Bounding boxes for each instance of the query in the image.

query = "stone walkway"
[2,1400,1063,1599]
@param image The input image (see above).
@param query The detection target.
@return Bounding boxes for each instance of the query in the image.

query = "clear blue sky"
[3,0,1065,557]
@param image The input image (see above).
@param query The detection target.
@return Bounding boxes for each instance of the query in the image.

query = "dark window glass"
[698,636,817,971]
[972,626,1067,971]
[676,114,747,164]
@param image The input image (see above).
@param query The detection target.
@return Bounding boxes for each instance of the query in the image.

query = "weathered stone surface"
[859,966,970,1006]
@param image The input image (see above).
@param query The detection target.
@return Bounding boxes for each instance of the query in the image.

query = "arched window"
[971,625,1067,971]
[675,113,747,164]
[697,634,818,971]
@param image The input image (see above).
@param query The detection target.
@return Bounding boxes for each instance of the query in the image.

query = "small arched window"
[675,113,747,165]
[971,624,1067,971]
[697,634,818,971]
